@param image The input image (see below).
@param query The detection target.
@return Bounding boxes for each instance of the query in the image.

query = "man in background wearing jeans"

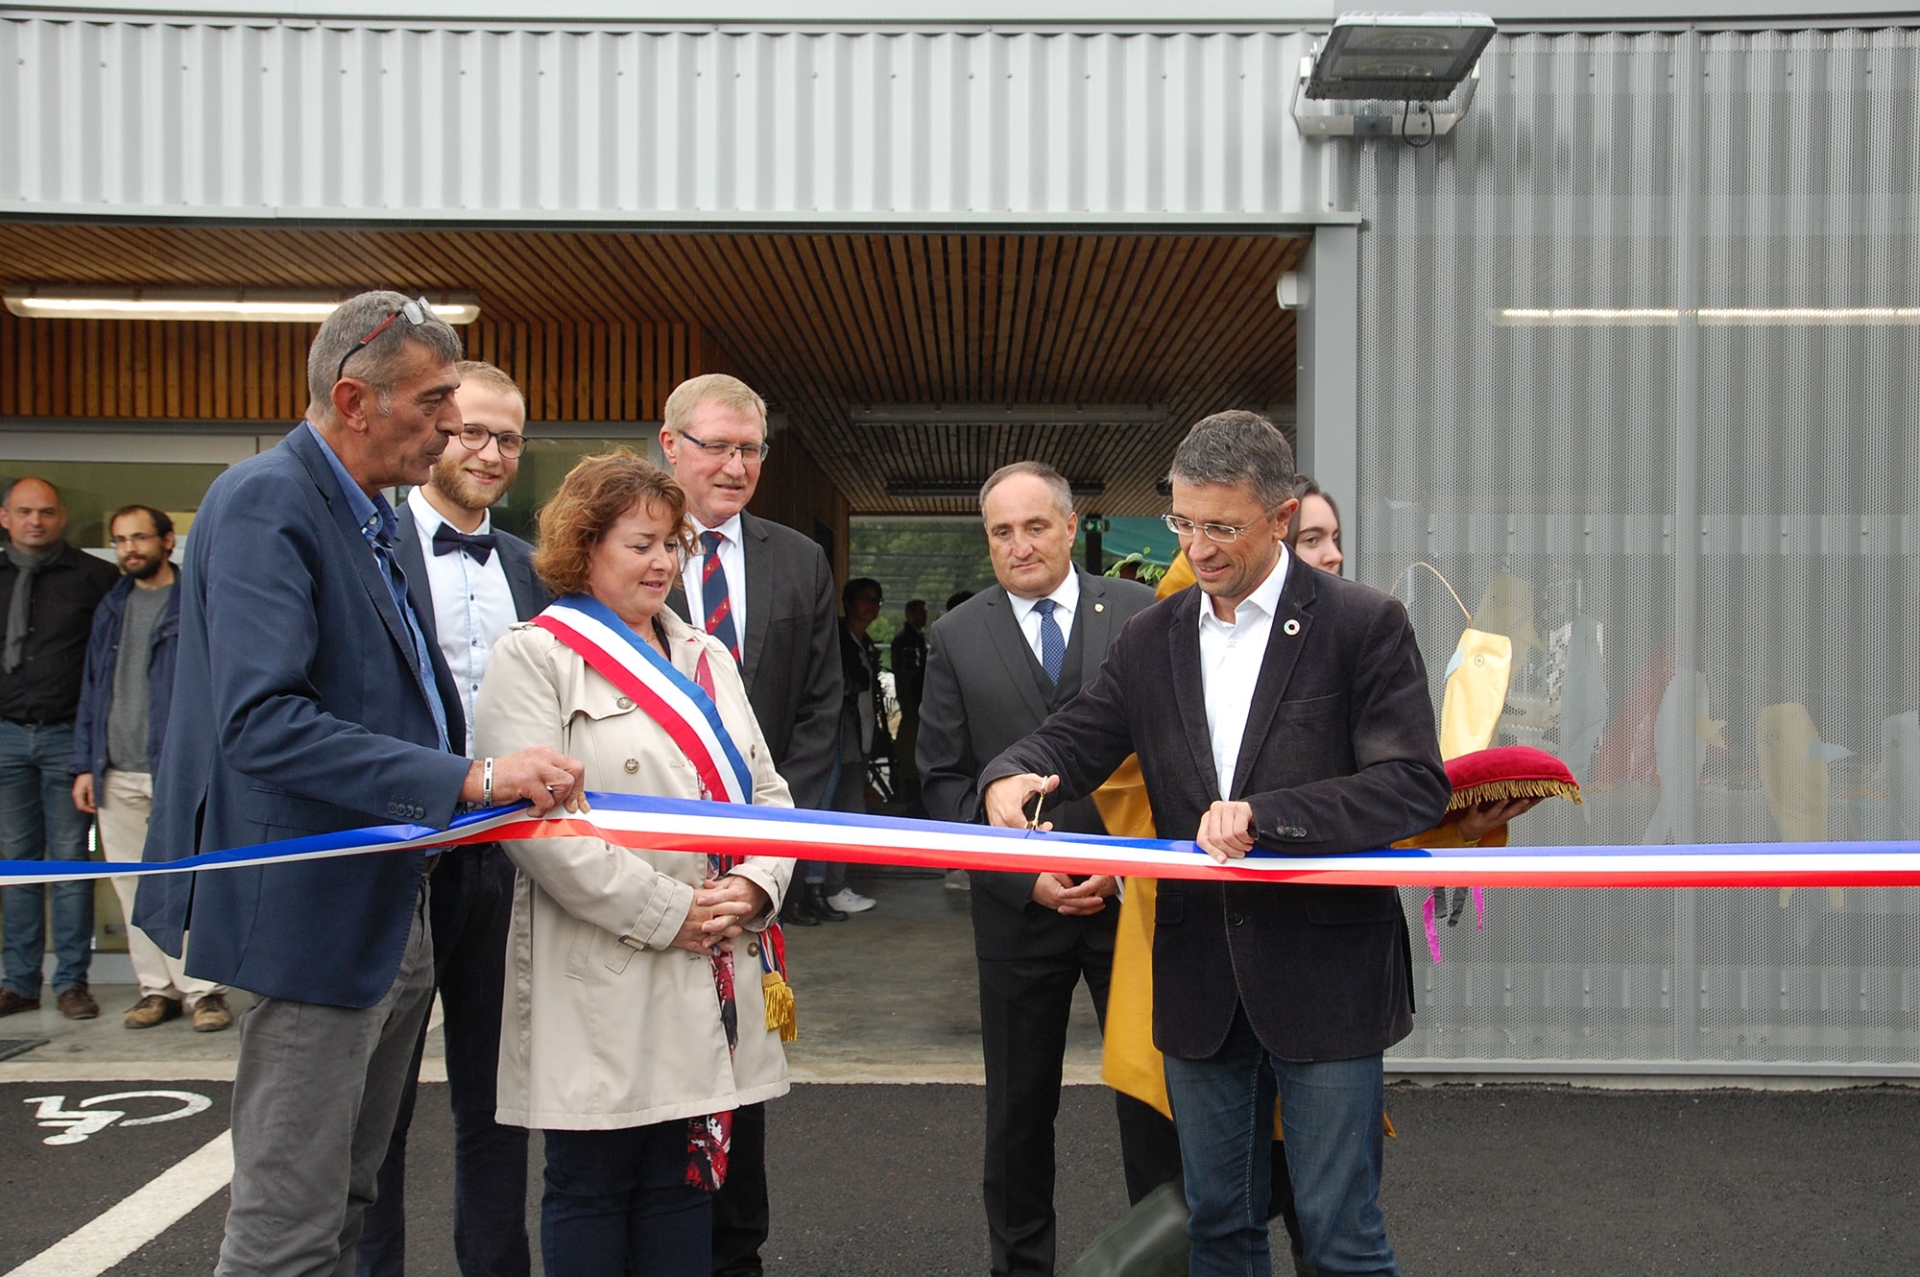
[0,476,117,1021]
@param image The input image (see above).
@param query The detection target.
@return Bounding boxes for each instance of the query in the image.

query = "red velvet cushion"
[1443,745,1582,811]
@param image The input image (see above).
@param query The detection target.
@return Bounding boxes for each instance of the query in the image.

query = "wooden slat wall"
[0,224,1303,511]
[0,308,700,423]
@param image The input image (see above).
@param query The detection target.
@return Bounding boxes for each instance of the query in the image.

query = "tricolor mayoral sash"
[533,595,796,1041]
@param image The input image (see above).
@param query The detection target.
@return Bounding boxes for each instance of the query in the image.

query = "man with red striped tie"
[660,373,843,1277]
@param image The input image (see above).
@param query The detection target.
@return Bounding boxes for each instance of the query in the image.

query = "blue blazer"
[135,425,473,1009]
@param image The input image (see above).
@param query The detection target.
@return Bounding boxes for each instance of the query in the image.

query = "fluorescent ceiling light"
[4,287,481,325]
[1306,13,1497,103]
[852,404,1168,426]
[1496,307,1920,327]
[887,479,1106,499]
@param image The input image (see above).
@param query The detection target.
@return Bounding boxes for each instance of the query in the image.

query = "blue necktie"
[1034,598,1065,686]
[701,531,741,664]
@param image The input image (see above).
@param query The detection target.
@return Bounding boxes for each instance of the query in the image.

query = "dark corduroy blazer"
[983,561,1450,1062]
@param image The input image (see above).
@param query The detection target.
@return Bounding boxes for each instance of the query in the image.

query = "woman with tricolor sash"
[473,451,796,1277]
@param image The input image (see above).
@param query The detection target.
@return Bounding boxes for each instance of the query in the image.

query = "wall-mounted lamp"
[1276,273,1309,311]
[4,287,482,325]
[1292,13,1495,139]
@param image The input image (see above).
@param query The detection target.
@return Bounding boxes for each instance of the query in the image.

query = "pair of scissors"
[1023,787,1048,832]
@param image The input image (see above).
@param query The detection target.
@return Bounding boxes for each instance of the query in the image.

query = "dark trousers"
[978,942,1180,1277]
[357,846,530,1277]
[709,1101,768,1276]
[543,1123,712,1277]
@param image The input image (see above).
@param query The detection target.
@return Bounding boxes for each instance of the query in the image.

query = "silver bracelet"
[482,756,494,808]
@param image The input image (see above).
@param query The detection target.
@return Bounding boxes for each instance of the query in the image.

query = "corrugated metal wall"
[1357,28,1920,1071]
[0,17,1342,221]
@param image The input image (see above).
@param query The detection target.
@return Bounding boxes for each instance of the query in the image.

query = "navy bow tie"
[432,523,497,565]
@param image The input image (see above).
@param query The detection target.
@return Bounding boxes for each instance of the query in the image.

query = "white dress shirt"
[1196,545,1291,800]
[407,486,519,757]
[679,512,748,653]
[1007,570,1081,666]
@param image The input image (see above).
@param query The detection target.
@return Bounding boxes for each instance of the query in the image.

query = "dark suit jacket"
[393,504,551,642]
[984,562,1450,1062]
[919,569,1156,960]
[667,510,841,809]
[135,424,473,1009]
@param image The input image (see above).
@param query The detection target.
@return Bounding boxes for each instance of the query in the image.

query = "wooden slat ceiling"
[0,224,1305,515]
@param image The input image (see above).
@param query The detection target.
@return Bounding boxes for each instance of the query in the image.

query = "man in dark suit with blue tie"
[359,360,553,1277]
[917,461,1171,1277]
[983,414,1449,1277]
[137,294,584,1277]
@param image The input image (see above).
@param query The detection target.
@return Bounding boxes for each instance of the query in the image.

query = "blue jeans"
[1163,1005,1398,1277]
[0,721,94,996]
[542,1122,711,1277]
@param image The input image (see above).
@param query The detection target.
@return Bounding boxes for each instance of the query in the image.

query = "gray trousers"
[217,886,436,1277]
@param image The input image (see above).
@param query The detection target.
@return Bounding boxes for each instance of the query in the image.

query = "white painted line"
[3,1128,233,1277]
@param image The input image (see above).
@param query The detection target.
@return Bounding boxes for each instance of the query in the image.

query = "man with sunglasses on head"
[136,293,585,1277]
[356,360,551,1277]
[659,373,842,1277]
[982,413,1448,1277]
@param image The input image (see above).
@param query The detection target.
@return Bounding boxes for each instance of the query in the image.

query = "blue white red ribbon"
[3,792,1918,888]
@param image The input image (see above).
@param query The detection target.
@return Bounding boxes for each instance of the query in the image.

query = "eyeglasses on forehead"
[336,296,433,385]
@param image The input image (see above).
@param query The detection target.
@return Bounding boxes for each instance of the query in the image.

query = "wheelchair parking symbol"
[22,1090,214,1145]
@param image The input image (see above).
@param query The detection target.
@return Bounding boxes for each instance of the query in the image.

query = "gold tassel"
[1446,777,1583,812]
[762,970,797,1042]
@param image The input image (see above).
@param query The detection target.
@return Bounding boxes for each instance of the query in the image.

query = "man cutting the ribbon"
[981,412,1450,1277]
[136,291,584,1277]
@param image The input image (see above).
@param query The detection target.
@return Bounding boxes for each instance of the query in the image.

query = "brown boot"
[0,988,40,1017]
[191,993,233,1033]
[56,986,100,1020]
[124,994,183,1029]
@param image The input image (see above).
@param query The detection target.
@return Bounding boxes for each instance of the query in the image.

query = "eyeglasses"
[335,296,432,384]
[1163,513,1270,544]
[678,430,770,464]
[454,424,526,458]
[109,532,160,548]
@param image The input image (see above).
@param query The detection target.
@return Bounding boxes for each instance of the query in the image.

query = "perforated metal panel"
[1356,29,1920,1072]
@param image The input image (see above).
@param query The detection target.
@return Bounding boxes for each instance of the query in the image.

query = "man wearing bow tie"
[360,359,552,1277]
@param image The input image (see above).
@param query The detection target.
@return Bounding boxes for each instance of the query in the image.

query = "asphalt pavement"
[6,1079,1919,1275]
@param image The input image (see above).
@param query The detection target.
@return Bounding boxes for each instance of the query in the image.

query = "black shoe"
[778,893,820,927]
[804,882,847,922]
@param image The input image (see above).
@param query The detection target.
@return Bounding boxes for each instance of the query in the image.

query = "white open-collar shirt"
[1196,544,1291,800]
[1007,568,1081,666]
[407,485,517,758]
[679,511,748,653]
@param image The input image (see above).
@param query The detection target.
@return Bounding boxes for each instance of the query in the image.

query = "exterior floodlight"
[3,286,482,325]
[1306,12,1496,102]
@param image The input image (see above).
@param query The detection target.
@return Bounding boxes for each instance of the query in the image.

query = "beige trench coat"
[474,610,795,1131]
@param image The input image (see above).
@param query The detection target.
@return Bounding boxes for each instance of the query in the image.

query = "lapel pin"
[1094,603,1105,613]
[1283,618,1301,636]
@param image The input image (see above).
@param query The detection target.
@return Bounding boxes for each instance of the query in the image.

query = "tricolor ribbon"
[7,792,1920,888]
